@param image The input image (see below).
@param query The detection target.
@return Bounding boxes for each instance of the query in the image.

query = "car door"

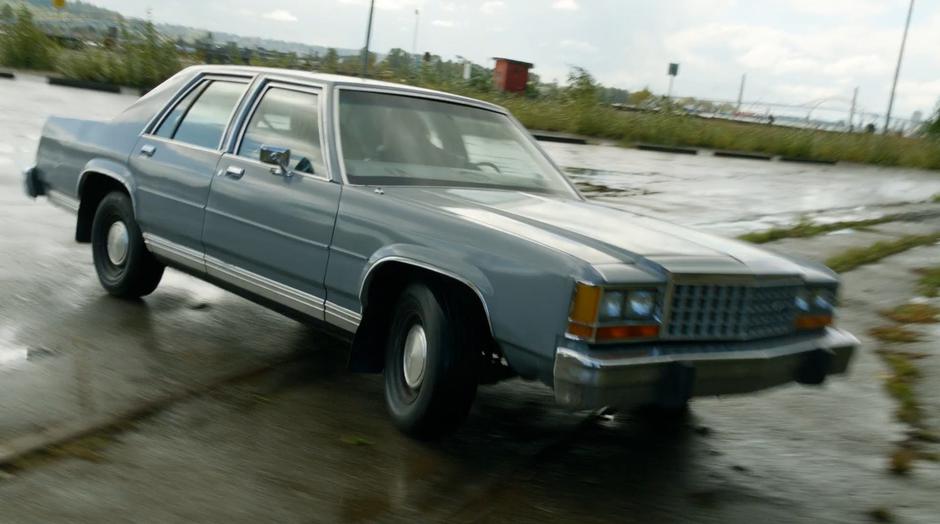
[130,75,251,267]
[202,82,341,320]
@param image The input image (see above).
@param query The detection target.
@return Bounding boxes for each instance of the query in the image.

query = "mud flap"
[23,166,45,198]
[656,361,696,408]
[795,349,832,386]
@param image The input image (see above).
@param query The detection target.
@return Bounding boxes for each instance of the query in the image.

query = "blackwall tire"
[384,282,478,439]
[90,191,164,298]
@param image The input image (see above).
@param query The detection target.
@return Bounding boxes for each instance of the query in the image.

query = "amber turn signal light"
[795,314,833,330]
[569,283,601,324]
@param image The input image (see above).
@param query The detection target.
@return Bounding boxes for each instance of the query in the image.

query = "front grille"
[664,284,799,340]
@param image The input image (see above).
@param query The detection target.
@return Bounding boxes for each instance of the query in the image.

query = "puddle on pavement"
[0,327,30,369]
[563,166,659,198]
[0,326,61,370]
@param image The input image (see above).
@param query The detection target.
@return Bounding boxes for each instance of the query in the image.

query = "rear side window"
[154,83,204,139]
[237,87,323,175]
[157,80,247,149]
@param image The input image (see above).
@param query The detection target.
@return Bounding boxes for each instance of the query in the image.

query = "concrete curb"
[531,131,588,145]
[779,156,837,165]
[48,77,122,93]
[0,358,288,467]
[714,150,773,161]
[636,143,698,155]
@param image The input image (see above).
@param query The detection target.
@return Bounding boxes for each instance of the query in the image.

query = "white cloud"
[559,39,597,53]
[263,9,298,22]
[480,1,505,15]
[666,23,896,78]
[338,0,421,9]
[786,0,888,18]
[432,19,454,27]
[552,0,579,10]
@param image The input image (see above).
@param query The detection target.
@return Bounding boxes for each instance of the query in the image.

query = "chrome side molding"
[325,301,362,332]
[142,233,360,332]
[143,233,205,273]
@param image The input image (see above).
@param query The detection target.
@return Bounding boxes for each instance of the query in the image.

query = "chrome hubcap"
[106,221,129,266]
[402,324,427,389]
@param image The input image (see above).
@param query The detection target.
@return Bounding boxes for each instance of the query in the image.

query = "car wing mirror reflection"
[260,145,292,177]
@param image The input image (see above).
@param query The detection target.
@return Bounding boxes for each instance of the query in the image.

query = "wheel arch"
[75,161,137,243]
[349,254,498,373]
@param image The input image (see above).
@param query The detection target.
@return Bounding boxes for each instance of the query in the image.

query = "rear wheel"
[91,191,164,298]
[384,282,478,439]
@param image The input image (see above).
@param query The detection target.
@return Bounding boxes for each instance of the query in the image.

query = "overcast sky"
[85,0,939,122]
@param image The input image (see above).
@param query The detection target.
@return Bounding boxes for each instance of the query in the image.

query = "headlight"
[794,286,837,331]
[626,290,656,318]
[795,288,837,313]
[567,283,662,343]
[599,291,624,321]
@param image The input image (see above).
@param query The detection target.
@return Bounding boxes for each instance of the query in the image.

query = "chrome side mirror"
[260,145,292,177]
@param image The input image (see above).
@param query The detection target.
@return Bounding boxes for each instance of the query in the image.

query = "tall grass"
[487,95,940,170]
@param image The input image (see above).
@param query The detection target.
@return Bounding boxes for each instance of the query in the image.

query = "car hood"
[383,187,819,277]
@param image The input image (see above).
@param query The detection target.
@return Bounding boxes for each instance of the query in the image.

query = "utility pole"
[884,0,914,134]
[849,87,858,131]
[360,0,376,78]
[736,74,746,112]
[412,9,420,69]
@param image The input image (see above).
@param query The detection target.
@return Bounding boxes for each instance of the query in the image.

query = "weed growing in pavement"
[738,216,902,244]
[825,233,940,273]
[881,303,940,324]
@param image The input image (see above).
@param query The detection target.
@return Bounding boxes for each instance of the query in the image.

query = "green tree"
[925,106,940,138]
[224,41,240,64]
[1,4,15,24]
[382,47,413,78]
[322,47,338,73]
[194,31,214,63]
[564,66,598,104]
[628,87,654,105]
[0,6,56,69]
[121,21,180,88]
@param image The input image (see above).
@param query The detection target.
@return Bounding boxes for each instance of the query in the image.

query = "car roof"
[190,65,508,114]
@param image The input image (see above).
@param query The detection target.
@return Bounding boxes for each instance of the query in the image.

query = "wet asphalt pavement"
[2,75,940,523]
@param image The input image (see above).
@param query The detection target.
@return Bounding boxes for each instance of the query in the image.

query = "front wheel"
[384,282,478,439]
[91,191,164,298]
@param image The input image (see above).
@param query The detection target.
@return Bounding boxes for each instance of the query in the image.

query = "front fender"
[359,244,495,326]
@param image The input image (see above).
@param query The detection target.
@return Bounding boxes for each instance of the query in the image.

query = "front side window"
[169,80,247,149]
[238,87,324,175]
[338,91,576,197]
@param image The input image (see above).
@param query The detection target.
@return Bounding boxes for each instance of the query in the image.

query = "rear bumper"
[23,165,44,198]
[553,327,858,410]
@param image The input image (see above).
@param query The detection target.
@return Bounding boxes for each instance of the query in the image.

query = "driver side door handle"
[221,166,245,180]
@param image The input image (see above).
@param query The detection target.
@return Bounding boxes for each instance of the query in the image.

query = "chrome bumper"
[553,327,858,410]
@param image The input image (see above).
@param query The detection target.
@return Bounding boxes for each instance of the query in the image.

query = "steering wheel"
[471,161,503,174]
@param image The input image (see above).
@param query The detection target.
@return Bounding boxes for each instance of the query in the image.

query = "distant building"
[492,57,533,93]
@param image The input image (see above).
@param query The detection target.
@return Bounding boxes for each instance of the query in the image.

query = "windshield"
[338,90,578,197]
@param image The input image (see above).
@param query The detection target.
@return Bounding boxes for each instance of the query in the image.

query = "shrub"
[0,6,57,70]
